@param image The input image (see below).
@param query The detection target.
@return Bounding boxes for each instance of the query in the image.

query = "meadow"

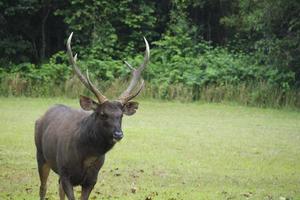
[0,97,299,200]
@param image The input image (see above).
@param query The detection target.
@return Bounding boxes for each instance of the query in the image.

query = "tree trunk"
[31,39,39,63]
[207,12,211,41]
[40,7,50,62]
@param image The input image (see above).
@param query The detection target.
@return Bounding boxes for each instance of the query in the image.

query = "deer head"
[66,32,150,141]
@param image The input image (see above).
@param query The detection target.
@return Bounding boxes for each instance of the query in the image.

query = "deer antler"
[66,32,108,104]
[118,37,150,104]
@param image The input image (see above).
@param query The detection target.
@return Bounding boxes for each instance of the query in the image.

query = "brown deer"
[34,32,150,200]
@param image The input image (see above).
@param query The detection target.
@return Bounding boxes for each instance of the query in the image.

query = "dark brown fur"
[36,32,149,200]
[35,99,138,200]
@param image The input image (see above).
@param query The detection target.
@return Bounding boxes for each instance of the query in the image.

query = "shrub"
[0,37,298,109]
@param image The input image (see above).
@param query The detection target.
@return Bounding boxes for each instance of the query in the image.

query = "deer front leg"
[81,185,95,200]
[80,169,99,200]
[37,163,50,200]
[58,179,65,200]
[60,176,75,200]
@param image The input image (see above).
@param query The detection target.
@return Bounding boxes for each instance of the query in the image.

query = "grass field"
[0,97,299,200]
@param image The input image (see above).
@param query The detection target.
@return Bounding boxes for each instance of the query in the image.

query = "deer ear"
[123,101,139,116]
[80,95,99,111]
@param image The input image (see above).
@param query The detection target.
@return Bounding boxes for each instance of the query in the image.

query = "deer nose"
[113,131,123,141]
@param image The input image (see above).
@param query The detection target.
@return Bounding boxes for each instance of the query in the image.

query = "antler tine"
[66,32,107,104]
[67,33,89,90]
[140,37,150,71]
[86,70,108,103]
[118,37,150,104]
[120,80,145,103]
[124,61,135,70]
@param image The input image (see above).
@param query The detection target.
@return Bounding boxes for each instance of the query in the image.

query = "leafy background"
[0,0,299,107]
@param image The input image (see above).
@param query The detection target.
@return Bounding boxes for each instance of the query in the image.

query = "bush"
[0,36,298,109]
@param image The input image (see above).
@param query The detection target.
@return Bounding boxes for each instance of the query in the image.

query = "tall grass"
[1,73,299,109]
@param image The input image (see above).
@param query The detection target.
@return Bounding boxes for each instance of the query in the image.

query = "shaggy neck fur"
[78,112,115,155]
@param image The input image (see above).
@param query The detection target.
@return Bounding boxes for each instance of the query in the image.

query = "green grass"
[0,97,300,200]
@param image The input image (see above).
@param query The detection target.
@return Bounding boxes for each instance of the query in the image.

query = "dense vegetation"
[1,0,300,107]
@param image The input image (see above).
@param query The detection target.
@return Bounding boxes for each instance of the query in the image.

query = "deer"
[34,32,150,200]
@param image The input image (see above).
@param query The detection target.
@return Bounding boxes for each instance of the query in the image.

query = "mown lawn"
[0,97,299,200]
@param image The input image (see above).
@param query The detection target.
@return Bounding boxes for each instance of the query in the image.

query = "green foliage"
[1,38,299,108]
[149,33,295,94]
[221,0,300,79]
[54,0,159,59]
[0,0,299,108]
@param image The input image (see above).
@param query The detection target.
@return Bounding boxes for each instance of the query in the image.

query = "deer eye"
[99,111,108,119]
